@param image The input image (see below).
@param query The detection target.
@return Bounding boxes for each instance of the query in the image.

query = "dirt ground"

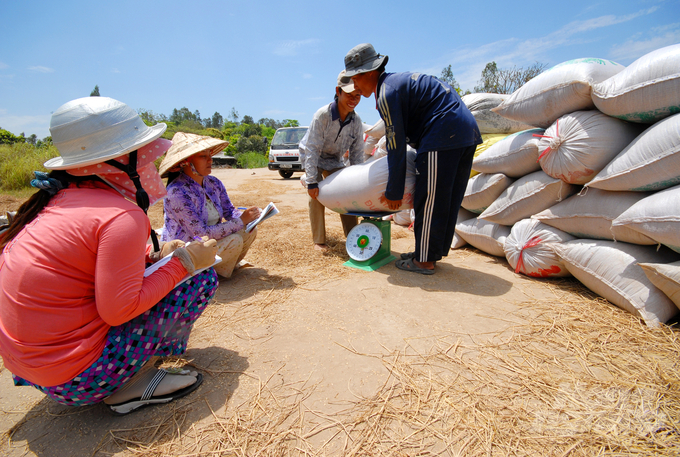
[1,168,678,456]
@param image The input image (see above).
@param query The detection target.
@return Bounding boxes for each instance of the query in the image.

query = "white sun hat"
[44,96,167,170]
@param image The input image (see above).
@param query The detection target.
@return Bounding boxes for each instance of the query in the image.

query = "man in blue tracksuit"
[344,43,481,274]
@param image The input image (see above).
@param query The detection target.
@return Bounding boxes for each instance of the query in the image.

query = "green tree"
[258,118,283,129]
[229,107,239,124]
[440,65,461,95]
[0,129,25,145]
[36,136,53,148]
[138,109,167,126]
[90,85,100,96]
[211,112,223,130]
[474,61,547,94]
[242,115,254,125]
[282,119,299,127]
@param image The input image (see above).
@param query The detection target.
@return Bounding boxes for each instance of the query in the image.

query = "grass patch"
[236,152,268,169]
[0,143,59,191]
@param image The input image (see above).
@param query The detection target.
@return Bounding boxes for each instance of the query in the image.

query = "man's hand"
[379,193,402,211]
[308,188,319,200]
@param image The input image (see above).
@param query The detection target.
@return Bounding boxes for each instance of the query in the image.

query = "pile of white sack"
[455,44,680,327]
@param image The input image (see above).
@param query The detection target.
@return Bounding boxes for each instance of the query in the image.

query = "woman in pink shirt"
[0,97,219,415]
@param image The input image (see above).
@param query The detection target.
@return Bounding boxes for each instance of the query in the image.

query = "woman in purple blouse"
[159,132,260,278]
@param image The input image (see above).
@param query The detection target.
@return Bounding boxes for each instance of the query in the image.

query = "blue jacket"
[376,72,482,200]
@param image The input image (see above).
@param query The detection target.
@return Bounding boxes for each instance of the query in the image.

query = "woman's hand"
[379,193,402,211]
[239,207,261,225]
[160,239,185,258]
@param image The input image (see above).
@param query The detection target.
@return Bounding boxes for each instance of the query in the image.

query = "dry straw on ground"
[96,284,680,456]
[3,177,679,456]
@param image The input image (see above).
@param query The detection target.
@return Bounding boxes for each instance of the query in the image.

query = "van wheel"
[278,170,294,179]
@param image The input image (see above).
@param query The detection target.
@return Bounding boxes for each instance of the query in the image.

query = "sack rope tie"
[515,235,542,274]
[532,119,560,162]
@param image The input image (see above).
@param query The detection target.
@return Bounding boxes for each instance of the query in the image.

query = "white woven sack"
[533,188,655,245]
[492,58,625,128]
[455,217,510,257]
[462,93,535,134]
[462,173,515,214]
[317,150,416,213]
[364,119,385,139]
[364,135,380,161]
[479,170,579,226]
[537,110,645,185]
[472,129,544,177]
[592,44,680,124]
[503,218,574,278]
[551,240,680,326]
[462,93,507,112]
[612,184,680,253]
[452,208,477,249]
[586,113,680,192]
[392,209,412,227]
[373,136,388,160]
[638,261,680,309]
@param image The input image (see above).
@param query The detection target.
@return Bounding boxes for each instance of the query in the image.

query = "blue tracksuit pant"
[413,145,476,263]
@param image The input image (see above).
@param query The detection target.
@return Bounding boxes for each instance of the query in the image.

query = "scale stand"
[343,212,397,271]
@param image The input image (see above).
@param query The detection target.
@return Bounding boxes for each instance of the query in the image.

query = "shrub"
[236,152,267,169]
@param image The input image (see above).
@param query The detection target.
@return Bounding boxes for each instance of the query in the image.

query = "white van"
[267,126,308,179]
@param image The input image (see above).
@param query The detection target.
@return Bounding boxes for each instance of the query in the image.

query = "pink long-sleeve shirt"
[0,182,188,387]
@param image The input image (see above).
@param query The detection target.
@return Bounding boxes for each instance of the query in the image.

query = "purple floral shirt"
[161,172,244,242]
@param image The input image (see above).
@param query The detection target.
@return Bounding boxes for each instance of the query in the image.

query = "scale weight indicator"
[346,222,383,261]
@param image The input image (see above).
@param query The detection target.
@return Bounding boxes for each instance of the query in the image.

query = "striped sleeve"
[377,85,408,201]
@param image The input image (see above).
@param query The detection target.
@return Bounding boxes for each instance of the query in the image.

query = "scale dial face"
[346,222,383,261]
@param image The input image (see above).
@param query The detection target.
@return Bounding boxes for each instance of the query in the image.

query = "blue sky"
[1,0,679,140]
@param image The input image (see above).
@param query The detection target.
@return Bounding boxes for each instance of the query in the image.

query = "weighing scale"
[343,212,397,271]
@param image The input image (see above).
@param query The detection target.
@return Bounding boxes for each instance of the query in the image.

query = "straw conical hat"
[159,132,229,177]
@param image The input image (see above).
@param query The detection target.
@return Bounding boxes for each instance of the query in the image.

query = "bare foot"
[314,244,329,251]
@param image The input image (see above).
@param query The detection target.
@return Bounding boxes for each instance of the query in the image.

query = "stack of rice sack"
[462,93,534,178]
[455,44,680,326]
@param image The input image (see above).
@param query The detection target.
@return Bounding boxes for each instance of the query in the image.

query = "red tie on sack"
[532,119,559,162]
[515,235,542,274]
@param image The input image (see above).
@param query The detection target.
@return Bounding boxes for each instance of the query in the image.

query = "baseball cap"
[337,70,355,93]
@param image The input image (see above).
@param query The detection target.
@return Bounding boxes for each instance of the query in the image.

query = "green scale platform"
[343,212,397,271]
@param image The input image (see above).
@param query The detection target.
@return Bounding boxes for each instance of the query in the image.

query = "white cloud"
[0,61,8,70]
[610,23,680,61]
[272,39,320,57]
[0,110,51,138]
[112,68,121,73]
[302,73,312,79]
[28,66,54,73]
[429,6,665,92]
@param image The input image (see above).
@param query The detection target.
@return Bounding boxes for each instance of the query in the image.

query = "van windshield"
[271,128,307,147]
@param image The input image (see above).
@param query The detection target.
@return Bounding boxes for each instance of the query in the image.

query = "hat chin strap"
[105,150,160,252]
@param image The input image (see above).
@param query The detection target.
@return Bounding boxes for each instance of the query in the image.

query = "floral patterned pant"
[13,269,218,406]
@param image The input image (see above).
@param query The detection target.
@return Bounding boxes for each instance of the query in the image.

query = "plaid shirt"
[299,101,365,189]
